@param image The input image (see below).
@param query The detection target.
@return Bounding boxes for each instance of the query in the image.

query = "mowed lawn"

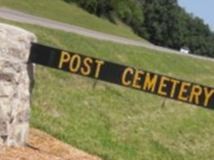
[1,18,214,160]
[0,0,143,40]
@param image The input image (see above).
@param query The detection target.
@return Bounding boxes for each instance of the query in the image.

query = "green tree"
[64,0,214,57]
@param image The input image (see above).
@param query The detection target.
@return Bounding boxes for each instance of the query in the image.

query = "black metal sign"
[29,43,214,109]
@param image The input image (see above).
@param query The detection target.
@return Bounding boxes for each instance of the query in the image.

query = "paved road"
[0,7,213,62]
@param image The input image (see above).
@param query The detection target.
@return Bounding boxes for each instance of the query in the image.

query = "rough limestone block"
[0,23,36,147]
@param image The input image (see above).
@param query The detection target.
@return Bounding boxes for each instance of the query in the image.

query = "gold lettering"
[189,85,202,105]
[203,88,214,107]
[58,51,70,68]
[170,79,180,98]
[158,76,170,96]
[178,82,191,101]
[69,54,81,72]
[143,73,157,92]
[94,60,104,78]
[132,70,144,89]
[121,67,134,86]
[81,57,93,76]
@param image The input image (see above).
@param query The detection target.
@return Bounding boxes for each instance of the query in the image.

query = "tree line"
[64,0,214,57]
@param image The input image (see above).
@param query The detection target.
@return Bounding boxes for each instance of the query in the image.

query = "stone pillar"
[0,23,36,147]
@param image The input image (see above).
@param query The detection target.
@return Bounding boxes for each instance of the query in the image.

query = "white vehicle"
[180,47,190,54]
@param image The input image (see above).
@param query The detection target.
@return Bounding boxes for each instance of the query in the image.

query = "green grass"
[0,0,143,40]
[1,18,214,160]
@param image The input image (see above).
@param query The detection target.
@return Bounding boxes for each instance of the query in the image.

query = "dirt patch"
[0,128,101,160]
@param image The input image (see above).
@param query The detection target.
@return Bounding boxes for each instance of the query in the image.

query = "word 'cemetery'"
[29,43,214,109]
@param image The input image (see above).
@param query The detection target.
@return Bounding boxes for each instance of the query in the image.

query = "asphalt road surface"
[0,7,213,62]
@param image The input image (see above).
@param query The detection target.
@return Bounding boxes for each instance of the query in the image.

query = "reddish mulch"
[0,128,101,160]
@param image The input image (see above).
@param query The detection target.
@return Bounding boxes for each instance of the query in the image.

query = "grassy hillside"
[0,0,142,40]
[1,17,214,160]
